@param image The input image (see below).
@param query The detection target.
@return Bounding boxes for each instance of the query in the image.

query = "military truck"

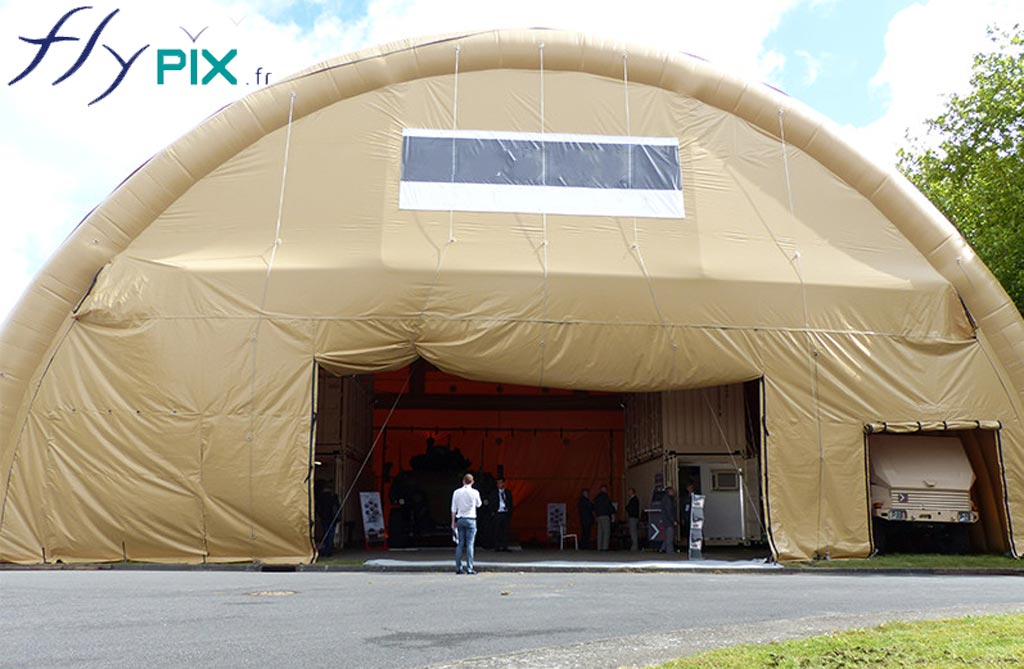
[869,434,978,554]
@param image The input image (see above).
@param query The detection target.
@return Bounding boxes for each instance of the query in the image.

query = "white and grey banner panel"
[399,129,685,219]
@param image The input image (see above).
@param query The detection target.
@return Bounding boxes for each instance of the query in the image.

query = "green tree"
[898,26,1024,314]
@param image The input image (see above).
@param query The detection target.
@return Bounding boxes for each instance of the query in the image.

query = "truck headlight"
[958,511,973,522]
[890,510,906,521]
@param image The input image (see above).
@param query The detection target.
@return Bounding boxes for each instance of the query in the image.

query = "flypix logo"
[8,6,147,105]
[157,46,237,86]
[8,5,273,105]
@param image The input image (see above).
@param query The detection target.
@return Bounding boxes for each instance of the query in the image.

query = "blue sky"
[0,0,1021,322]
[765,0,915,126]
[285,0,371,30]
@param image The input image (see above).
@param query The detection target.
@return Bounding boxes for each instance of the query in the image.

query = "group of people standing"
[451,474,697,573]
[578,482,696,553]
[576,485,618,550]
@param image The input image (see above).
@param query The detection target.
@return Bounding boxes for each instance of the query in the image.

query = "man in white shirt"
[451,473,482,574]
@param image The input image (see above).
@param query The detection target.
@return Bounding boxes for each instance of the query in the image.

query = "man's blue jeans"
[455,517,477,572]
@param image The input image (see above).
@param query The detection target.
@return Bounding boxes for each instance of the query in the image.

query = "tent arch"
[2,28,1022,563]
[5,29,1023,433]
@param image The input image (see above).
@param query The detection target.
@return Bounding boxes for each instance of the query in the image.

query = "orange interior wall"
[371,369,625,544]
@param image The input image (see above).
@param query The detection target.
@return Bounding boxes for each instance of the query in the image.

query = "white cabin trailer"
[626,383,765,546]
[672,455,763,546]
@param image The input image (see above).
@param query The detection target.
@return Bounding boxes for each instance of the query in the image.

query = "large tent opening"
[314,360,625,552]
[313,360,768,559]
[867,426,1013,555]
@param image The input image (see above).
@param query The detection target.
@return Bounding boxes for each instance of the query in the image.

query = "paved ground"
[333,545,771,564]
[2,570,1023,668]
[317,545,776,572]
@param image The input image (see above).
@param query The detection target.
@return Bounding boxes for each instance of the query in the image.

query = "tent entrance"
[866,423,1013,555]
[312,365,770,556]
[315,360,625,551]
[313,371,374,551]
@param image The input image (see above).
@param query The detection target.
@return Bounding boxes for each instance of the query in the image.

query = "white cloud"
[794,49,822,86]
[839,0,1024,168]
[0,142,79,318]
[306,0,804,82]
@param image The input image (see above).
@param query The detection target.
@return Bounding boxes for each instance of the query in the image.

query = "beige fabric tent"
[1,29,1022,564]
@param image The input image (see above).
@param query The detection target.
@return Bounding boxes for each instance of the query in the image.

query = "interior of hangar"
[2,29,1024,565]
[313,361,765,554]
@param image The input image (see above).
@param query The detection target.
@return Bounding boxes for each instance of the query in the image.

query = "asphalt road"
[2,570,1023,668]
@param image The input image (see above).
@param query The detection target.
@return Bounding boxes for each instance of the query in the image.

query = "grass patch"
[652,613,1024,668]
[785,553,1022,570]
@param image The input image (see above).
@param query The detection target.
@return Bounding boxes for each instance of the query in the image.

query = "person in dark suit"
[626,487,641,551]
[578,489,594,549]
[315,482,340,558]
[593,484,615,551]
[492,478,513,551]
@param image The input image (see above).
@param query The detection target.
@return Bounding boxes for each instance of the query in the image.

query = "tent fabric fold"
[865,420,1003,434]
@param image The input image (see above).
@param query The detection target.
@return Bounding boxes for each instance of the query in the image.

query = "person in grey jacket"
[660,486,678,555]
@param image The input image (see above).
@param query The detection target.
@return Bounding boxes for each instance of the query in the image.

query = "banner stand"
[688,493,705,560]
[359,492,387,549]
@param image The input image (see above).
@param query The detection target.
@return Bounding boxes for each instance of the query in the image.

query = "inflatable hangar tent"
[2,29,1023,564]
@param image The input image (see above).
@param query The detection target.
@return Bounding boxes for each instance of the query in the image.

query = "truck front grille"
[890,490,971,511]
